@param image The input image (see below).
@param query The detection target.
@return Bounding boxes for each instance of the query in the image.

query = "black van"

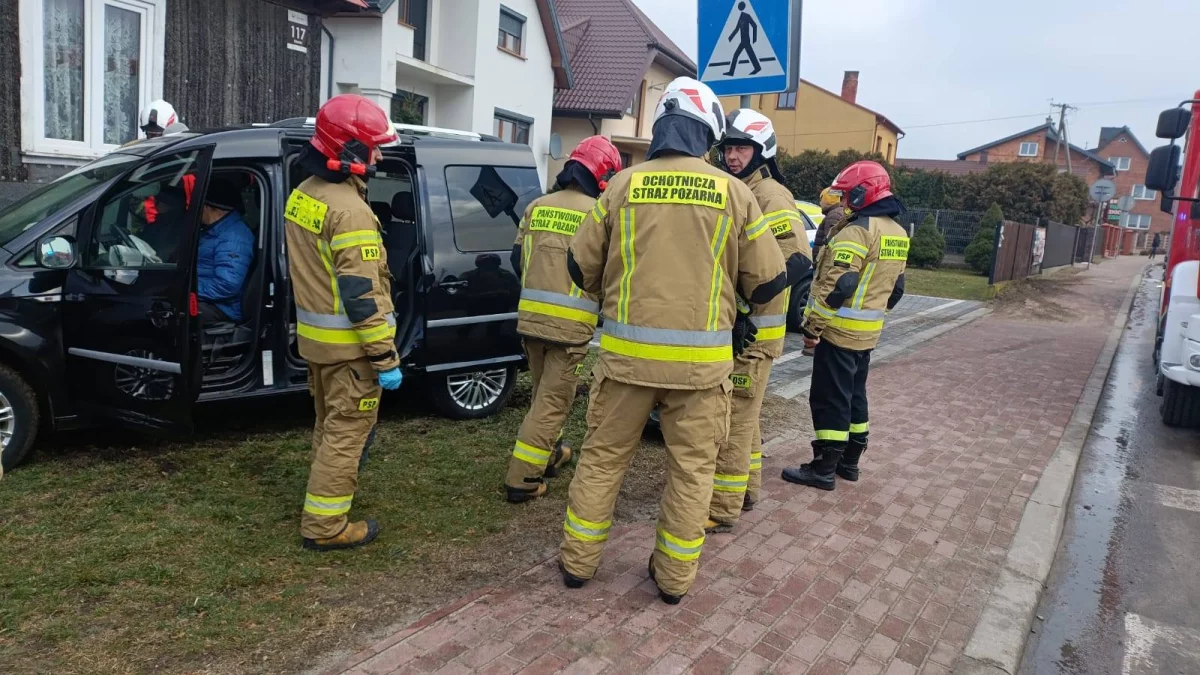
[0,122,541,470]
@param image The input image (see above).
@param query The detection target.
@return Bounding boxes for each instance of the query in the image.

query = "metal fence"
[895,208,986,255]
[1042,220,1080,270]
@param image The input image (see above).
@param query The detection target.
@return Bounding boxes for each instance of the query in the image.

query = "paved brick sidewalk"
[328,259,1142,675]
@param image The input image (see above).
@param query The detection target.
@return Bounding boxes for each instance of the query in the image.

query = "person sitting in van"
[196,176,255,324]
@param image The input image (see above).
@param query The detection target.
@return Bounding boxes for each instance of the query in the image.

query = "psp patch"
[358,397,380,412]
[285,190,328,234]
[361,245,381,261]
[730,373,752,390]
[833,249,855,265]
[628,172,728,209]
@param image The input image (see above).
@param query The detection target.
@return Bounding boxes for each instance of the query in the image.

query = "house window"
[1018,142,1039,157]
[498,6,525,56]
[493,110,531,145]
[1109,156,1132,171]
[626,82,644,119]
[1136,231,1148,248]
[619,152,633,169]
[25,0,164,157]
[1132,184,1157,201]
[886,142,893,163]
[776,91,796,109]
[1123,213,1151,230]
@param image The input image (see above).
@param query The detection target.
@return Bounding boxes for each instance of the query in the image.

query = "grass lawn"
[1,352,673,674]
[904,267,994,302]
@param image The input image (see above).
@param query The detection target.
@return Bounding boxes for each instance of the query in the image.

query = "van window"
[445,165,541,252]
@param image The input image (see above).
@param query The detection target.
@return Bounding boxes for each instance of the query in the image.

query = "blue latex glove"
[378,368,403,391]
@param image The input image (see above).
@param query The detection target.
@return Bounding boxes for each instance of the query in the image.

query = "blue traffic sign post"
[698,0,801,100]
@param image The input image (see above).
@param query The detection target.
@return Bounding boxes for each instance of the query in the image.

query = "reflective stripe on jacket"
[284,175,399,370]
[803,214,908,351]
[513,188,600,345]
[742,168,812,358]
[569,155,787,389]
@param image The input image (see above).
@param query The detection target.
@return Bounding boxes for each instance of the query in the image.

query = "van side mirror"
[1157,108,1191,140]
[36,235,77,269]
[1161,190,1175,214]
[1145,145,1182,192]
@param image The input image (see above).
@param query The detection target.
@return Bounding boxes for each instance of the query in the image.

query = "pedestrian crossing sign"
[698,0,801,97]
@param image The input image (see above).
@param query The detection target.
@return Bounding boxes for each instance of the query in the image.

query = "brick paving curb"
[953,264,1147,675]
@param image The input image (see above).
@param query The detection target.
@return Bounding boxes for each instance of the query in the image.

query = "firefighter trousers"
[505,339,588,491]
[709,351,773,524]
[561,365,733,597]
[301,358,382,540]
[809,340,871,452]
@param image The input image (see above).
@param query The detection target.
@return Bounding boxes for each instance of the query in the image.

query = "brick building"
[1093,126,1166,252]
[955,119,1115,185]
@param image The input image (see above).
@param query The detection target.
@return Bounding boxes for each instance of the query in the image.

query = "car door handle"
[440,280,468,288]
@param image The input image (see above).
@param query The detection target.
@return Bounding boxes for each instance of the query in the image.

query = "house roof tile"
[552,0,696,117]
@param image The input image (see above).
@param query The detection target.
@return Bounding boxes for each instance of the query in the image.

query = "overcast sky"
[630,0,1198,160]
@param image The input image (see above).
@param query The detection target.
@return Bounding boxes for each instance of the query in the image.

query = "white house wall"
[472,0,555,184]
[434,0,478,78]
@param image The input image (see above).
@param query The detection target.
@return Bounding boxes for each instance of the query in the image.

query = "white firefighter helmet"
[139,100,179,136]
[652,77,725,145]
[723,108,778,160]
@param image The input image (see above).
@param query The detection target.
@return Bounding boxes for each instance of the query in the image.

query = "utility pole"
[1050,101,1077,176]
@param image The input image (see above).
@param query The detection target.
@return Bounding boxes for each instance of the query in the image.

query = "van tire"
[787,279,811,333]
[429,365,517,420]
[0,364,40,473]
[1160,379,1200,427]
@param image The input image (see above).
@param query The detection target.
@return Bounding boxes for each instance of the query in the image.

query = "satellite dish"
[548,133,564,160]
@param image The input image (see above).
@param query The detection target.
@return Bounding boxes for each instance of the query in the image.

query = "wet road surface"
[1021,268,1200,675]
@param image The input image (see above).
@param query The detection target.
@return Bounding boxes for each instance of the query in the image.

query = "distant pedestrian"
[1149,232,1162,260]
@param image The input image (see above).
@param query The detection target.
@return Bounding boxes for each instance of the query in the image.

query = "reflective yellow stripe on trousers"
[564,506,611,543]
[600,320,732,363]
[713,472,749,493]
[656,528,704,561]
[850,422,869,434]
[512,440,552,467]
[304,492,353,516]
[749,451,763,470]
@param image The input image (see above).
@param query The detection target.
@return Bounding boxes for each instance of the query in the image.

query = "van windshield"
[0,153,139,248]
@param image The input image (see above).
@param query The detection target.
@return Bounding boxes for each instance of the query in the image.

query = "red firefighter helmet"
[831,160,893,210]
[311,94,398,177]
[569,136,622,190]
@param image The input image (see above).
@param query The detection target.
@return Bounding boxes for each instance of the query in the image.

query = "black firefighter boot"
[837,436,867,481]
[781,442,843,491]
[542,440,573,479]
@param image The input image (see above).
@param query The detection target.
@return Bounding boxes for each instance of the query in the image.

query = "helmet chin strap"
[327,139,375,177]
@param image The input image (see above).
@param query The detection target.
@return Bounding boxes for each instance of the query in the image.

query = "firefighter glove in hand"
[733,312,757,355]
[378,368,403,390]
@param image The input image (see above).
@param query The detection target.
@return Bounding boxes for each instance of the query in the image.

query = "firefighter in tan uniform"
[812,186,847,261]
[783,161,909,491]
[559,78,788,604]
[504,136,623,503]
[705,110,812,531]
[285,95,402,551]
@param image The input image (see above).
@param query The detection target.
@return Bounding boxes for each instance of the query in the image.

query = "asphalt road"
[1020,268,1200,675]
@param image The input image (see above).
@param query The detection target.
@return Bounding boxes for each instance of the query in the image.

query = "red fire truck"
[1147,91,1200,426]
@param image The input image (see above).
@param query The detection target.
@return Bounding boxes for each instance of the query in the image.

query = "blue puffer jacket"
[197,211,255,322]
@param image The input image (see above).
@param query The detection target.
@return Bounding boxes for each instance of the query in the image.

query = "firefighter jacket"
[568,155,788,390]
[742,167,813,358]
[512,187,601,346]
[802,213,909,352]
[285,175,399,371]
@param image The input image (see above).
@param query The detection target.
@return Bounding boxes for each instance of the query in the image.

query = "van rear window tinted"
[445,165,541,252]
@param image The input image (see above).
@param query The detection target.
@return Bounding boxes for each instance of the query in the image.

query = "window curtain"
[44,0,86,142]
[104,5,141,145]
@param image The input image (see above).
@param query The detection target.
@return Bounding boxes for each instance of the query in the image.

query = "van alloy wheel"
[446,369,508,412]
[0,390,15,451]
